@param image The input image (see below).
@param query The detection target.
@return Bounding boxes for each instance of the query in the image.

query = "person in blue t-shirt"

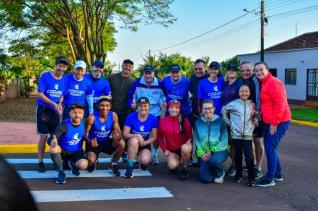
[197,61,224,115]
[162,64,193,121]
[47,104,89,184]
[85,96,125,176]
[63,60,94,119]
[36,56,68,173]
[123,97,158,178]
[85,60,111,112]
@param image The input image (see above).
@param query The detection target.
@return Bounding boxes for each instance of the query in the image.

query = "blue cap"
[226,63,238,71]
[169,64,181,72]
[209,61,220,70]
[93,60,104,68]
[137,97,150,105]
[143,65,154,72]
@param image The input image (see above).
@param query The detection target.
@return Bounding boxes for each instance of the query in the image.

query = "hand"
[51,136,58,148]
[135,134,144,142]
[112,129,122,140]
[202,152,211,161]
[270,125,277,135]
[130,103,136,110]
[91,138,99,148]
[53,103,63,114]
[164,150,170,157]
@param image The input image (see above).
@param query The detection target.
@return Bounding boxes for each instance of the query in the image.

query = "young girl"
[221,85,258,187]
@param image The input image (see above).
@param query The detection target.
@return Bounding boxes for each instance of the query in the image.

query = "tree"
[220,56,240,75]
[0,0,176,66]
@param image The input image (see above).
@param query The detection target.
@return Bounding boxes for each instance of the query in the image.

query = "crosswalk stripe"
[7,158,118,164]
[18,169,151,179]
[31,187,173,202]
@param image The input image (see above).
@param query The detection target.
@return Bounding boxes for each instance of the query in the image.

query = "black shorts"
[253,121,264,138]
[138,144,151,153]
[86,140,115,157]
[170,149,181,157]
[62,149,85,163]
[36,106,60,135]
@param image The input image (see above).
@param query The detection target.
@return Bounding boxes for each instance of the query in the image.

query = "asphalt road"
[3,124,318,211]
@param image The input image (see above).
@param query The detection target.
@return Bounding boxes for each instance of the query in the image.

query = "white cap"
[74,60,86,70]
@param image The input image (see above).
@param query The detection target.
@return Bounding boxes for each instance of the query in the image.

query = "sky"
[108,0,318,67]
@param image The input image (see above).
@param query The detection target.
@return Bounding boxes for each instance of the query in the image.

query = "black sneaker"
[226,167,236,177]
[55,171,66,184]
[232,176,242,183]
[122,153,128,162]
[169,169,178,174]
[248,180,256,187]
[255,168,263,180]
[69,161,80,176]
[178,168,190,180]
[38,162,46,173]
[63,160,71,170]
[140,164,148,171]
[87,162,96,173]
[125,166,134,178]
[110,165,121,176]
[274,175,284,182]
[256,176,275,187]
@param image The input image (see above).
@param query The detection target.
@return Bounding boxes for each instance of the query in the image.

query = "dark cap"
[70,104,84,110]
[137,97,150,105]
[209,61,220,70]
[55,56,68,65]
[169,64,181,72]
[93,60,104,68]
[123,59,134,65]
[98,96,112,105]
[143,65,154,72]
[226,63,238,71]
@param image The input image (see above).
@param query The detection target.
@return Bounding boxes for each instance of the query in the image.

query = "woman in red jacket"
[254,62,291,187]
[157,100,193,180]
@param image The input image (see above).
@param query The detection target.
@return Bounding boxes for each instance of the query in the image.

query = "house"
[237,31,318,104]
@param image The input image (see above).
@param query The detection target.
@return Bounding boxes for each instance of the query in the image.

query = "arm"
[86,83,94,114]
[184,118,193,144]
[193,123,205,158]
[269,80,286,126]
[221,102,232,127]
[143,128,157,146]
[84,115,98,147]
[47,122,67,147]
[219,120,229,149]
[112,112,122,142]
[127,80,137,110]
[157,120,167,152]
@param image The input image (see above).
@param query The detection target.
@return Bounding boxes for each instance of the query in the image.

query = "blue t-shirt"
[85,74,111,104]
[60,119,85,152]
[162,76,192,116]
[88,112,113,143]
[64,74,93,106]
[125,112,158,140]
[37,71,68,109]
[198,77,224,115]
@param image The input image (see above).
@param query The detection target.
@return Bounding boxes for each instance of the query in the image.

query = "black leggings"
[233,139,255,181]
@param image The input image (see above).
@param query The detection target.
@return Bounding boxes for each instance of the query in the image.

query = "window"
[285,68,296,85]
[307,69,318,101]
[269,68,277,77]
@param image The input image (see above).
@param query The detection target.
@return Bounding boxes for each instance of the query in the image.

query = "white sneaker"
[214,170,225,184]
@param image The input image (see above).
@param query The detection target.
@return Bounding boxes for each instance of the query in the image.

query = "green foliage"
[220,56,240,75]
[291,108,318,123]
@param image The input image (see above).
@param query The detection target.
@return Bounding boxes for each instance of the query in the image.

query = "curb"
[291,119,318,128]
[0,144,49,154]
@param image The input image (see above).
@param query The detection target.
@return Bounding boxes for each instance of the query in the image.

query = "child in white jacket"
[222,85,258,187]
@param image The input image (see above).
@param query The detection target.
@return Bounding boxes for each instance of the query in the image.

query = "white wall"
[237,48,318,101]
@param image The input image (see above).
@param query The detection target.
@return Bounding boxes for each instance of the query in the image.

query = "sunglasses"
[194,68,203,70]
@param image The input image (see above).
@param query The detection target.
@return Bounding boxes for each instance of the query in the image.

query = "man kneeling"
[48,104,88,184]
[85,97,125,176]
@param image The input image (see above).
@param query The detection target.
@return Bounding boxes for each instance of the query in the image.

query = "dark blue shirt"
[85,74,111,105]
[221,79,243,106]
[60,119,85,152]
[64,74,93,106]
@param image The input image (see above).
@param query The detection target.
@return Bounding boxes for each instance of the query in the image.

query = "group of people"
[36,56,291,187]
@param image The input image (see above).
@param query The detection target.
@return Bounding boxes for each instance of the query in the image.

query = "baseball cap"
[93,60,104,68]
[137,97,150,105]
[70,104,84,110]
[74,60,87,70]
[209,61,220,70]
[143,65,154,72]
[55,56,68,65]
[169,64,181,72]
[226,63,238,71]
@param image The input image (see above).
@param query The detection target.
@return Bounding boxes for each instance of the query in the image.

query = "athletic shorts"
[253,121,264,138]
[86,140,115,157]
[36,106,60,135]
[138,144,151,153]
[170,149,181,157]
[62,149,85,163]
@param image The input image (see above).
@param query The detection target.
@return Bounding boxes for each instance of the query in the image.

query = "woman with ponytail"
[157,100,193,180]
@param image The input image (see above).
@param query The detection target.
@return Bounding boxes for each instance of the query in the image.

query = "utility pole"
[260,0,265,61]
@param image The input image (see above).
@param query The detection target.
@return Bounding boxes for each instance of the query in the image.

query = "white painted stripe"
[32,187,173,202]
[18,169,151,179]
[6,158,123,164]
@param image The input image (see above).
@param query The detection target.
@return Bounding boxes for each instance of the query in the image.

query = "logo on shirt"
[54,84,59,90]
[140,125,144,132]
[101,126,105,131]
[213,86,218,91]
[75,84,79,90]
[67,133,81,145]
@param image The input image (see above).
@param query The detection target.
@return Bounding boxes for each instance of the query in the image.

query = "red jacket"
[157,116,193,152]
[260,73,291,126]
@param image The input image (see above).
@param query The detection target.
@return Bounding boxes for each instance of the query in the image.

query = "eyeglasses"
[241,69,252,72]
[194,68,203,70]
[202,107,214,110]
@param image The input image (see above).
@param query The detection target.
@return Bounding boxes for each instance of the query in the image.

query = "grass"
[0,97,36,122]
[291,108,318,123]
